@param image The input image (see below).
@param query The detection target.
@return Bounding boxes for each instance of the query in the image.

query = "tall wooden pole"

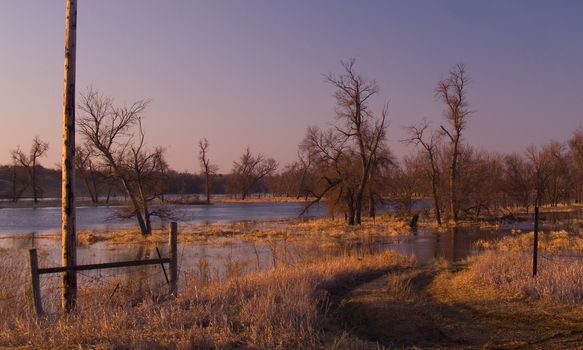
[61,0,77,311]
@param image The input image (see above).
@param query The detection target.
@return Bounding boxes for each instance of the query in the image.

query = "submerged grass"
[25,213,413,247]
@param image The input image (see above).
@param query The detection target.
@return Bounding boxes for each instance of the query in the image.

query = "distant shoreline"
[0,194,313,209]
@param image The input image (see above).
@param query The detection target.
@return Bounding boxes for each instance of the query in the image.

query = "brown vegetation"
[0,250,409,349]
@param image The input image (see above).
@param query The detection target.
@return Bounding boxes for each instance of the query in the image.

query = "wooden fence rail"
[29,222,178,316]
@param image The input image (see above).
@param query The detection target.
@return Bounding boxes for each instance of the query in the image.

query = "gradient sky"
[0,1,582,173]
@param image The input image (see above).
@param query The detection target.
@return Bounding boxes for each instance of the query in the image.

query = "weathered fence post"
[169,222,178,295]
[29,249,44,316]
[533,206,539,276]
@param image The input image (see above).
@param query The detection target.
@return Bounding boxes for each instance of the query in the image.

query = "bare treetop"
[326,58,380,134]
[78,88,150,157]
[231,146,278,200]
[435,63,471,137]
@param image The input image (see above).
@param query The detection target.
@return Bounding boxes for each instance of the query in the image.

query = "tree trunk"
[450,139,459,223]
[431,174,442,226]
[32,161,38,204]
[139,186,152,235]
[205,173,211,204]
[11,165,17,203]
[355,163,370,225]
[82,172,97,203]
[61,0,77,312]
[368,193,376,219]
[347,191,356,225]
[89,164,100,203]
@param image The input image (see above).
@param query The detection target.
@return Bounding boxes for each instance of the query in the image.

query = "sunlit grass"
[432,250,583,305]
[25,213,413,247]
[475,228,583,253]
[0,250,410,349]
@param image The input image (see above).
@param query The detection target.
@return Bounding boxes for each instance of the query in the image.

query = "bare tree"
[75,144,105,203]
[78,88,168,235]
[9,158,27,203]
[296,148,315,199]
[230,146,278,200]
[326,58,388,224]
[569,127,583,202]
[198,138,218,204]
[11,137,49,204]
[570,127,583,167]
[365,144,395,218]
[502,153,532,213]
[404,120,443,225]
[436,63,471,223]
[299,126,356,220]
[267,151,316,200]
[526,144,553,207]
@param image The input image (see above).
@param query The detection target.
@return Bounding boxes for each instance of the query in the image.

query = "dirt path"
[326,266,583,349]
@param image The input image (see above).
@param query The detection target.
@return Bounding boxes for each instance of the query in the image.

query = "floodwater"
[1,203,581,288]
[0,202,327,234]
[1,219,540,272]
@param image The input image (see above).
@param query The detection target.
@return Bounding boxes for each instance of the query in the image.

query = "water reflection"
[2,208,581,288]
[0,202,327,235]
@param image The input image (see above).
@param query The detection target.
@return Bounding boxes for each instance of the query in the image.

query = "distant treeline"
[0,166,236,202]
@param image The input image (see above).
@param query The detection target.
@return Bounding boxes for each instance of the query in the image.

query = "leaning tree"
[78,88,169,235]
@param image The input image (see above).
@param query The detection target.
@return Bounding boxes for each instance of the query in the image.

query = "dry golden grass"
[28,213,413,249]
[0,249,410,349]
[476,228,583,253]
[215,195,314,203]
[434,250,583,305]
[289,214,410,236]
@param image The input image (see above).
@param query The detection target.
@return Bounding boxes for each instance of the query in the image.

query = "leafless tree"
[502,153,532,212]
[365,144,395,218]
[544,142,571,206]
[8,158,28,203]
[78,88,169,235]
[570,127,583,167]
[267,148,317,199]
[230,146,278,200]
[325,58,388,224]
[436,63,471,223]
[299,126,359,220]
[526,144,553,207]
[404,120,443,225]
[11,136,49,204]
[75,143,106,203]
[296,148,316,199]
[198,138,218,204]
[569,127,583,202]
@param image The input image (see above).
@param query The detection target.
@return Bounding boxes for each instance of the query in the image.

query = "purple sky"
[0,1,581,173]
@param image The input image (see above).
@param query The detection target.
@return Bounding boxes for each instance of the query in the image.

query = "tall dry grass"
[476,228,583,253]
[0,249,410,349]
[446,250,583,304]
[449,227,583,304]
